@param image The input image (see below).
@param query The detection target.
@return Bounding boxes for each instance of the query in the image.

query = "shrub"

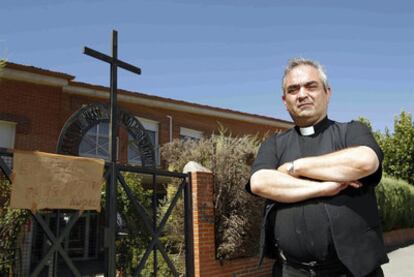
[0,177,30,275]
[376,176,414,231]
[116,171,185,276]
[161,130,265,260]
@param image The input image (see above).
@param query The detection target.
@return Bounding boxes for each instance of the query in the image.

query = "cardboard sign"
[10,150,105,212]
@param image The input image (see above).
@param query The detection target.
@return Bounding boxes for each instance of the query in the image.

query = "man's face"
[282,64,331,126]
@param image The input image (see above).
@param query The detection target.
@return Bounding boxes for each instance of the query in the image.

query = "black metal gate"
[0,148,194,277]
[114,164,194,277]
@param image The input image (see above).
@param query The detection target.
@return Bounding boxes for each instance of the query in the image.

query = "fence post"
[190,172,215,277]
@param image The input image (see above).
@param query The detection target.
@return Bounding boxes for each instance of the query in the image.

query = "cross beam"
[83,29,141,163]
[83,47,141,75]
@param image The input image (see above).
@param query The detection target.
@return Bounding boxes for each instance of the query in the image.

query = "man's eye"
[287,87,299,94]
[306,84,318,90]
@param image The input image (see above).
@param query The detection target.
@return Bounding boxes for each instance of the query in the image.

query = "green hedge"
[376,176,414,231]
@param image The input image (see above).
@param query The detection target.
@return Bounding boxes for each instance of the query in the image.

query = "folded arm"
[250,169,358,203]
[279,146,380,182]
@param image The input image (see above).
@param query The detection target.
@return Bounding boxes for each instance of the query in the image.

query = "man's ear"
[326,87,332,103]
[282,94,288,109]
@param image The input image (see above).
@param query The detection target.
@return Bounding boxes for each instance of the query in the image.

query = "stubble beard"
[291,108,322,127]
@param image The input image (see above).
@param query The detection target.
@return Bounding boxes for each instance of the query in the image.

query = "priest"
[247,58,388,277]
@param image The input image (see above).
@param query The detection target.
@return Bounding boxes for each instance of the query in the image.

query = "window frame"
[180,127,203,141]
[0,120,17,149]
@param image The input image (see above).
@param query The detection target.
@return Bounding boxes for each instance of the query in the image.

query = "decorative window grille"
[128,117,159,166]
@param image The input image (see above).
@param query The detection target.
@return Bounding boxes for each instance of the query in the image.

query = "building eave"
[0,68,70,87]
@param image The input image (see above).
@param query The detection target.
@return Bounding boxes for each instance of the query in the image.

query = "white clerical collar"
[299,126,315,136]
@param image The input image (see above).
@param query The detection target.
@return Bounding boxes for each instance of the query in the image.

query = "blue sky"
[1,0,413,132]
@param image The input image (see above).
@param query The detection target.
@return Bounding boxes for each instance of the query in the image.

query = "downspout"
[166,115,173,142]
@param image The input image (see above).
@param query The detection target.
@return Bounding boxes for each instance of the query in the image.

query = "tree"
[357,111,414,185]
[381,111,414,185]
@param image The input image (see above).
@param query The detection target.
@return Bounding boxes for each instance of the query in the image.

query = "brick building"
[0,62,291,161]
[0,62,292,276]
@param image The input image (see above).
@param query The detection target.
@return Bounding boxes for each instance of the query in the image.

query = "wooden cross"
[83,29,141,163]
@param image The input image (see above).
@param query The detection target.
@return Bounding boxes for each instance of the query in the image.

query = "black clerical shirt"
[249,117,387,275]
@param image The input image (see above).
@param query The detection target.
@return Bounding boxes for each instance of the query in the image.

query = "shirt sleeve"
[345,121,383,186]
[245,134,279,194]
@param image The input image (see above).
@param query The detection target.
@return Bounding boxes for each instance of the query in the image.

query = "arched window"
[79,123,109,160]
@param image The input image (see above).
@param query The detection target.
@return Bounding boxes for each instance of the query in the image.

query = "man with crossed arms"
[248,58,388,277]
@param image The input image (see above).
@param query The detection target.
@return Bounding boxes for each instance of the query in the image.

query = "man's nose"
[298,86,307,98]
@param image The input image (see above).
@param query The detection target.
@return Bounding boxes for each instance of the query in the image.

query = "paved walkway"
[382,244,414,276]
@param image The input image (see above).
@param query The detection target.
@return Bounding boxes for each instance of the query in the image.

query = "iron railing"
[0,149,194,277]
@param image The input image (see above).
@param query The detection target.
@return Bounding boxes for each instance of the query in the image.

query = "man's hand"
[278,162,299,177]
[320,181,362,197]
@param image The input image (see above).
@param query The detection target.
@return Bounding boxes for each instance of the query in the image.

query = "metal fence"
[0,149,194,277]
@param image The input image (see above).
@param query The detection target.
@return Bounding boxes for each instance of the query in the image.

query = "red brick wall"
[0,79,63,152]
[383,228,414,248]
[191,172,273,277]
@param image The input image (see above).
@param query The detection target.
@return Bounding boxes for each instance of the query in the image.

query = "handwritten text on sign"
[10,150,105,212]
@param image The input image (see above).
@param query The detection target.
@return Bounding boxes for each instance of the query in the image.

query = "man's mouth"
[298,103,313,109]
